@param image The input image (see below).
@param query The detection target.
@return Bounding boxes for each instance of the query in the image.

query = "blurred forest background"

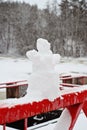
[0,0,87,57]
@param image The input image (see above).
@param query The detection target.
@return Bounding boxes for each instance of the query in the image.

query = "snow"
[0,56,87,129]
[26,38,61,100]
[0,57,87,84]
[27,111,87,130]
[54,108,71,130]
[0,57,32,83]
[0,125,16,130]
[0,37,87,130]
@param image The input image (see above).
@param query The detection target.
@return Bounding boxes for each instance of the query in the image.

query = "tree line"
[0,0,87,57]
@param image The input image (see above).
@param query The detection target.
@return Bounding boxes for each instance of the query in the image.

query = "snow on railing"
[0,76,87,130]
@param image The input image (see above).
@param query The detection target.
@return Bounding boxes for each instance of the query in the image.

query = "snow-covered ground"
[27,112,87,130]
[0,56,87,130]
[0,56,87,83]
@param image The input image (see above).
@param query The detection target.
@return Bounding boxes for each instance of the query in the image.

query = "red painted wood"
[3,124,6,130]
[61,76,87,85]
[0,90,87,125]
[0,80,28,89]
[60,83,80,87]
[0,77,87,129]
[83,101,87,117]
[24,118,28,130]
[0,80,27,86]
[67,103,84,130]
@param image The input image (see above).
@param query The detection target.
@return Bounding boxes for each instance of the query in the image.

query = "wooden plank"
[0,89,87,124]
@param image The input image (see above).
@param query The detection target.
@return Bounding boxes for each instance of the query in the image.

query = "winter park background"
[0,0,87,130]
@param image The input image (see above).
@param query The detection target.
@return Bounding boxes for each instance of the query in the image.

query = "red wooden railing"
[0,76,87,130]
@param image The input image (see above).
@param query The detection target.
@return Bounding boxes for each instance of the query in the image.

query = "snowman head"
[37,38,52,54]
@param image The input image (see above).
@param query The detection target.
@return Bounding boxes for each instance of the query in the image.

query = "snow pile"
[26,38,61,100]
[54,108,71,130]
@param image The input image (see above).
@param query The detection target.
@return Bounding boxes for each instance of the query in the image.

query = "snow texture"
[54,108,71,130]
[26,38,61,100]
[0,53,87,129]
[0,38,87,130]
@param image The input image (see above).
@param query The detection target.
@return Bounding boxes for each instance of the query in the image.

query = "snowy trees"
[58,0,87,57]
[0,2,23,54]
[0,0,87,57]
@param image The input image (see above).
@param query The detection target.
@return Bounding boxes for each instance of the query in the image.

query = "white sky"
[5,0,61,9]
[24,0,51,9]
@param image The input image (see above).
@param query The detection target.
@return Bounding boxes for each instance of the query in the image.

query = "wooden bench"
[0,84,87,130]
[0,80,28,98]
[60,75,87,85]
[0,76,87,130]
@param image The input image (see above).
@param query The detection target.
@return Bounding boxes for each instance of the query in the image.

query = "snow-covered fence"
[0,80,28,98]
[61,75,87,85]
[0,76,87,130]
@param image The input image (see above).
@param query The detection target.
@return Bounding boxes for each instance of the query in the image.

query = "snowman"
[26,38,61,100]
